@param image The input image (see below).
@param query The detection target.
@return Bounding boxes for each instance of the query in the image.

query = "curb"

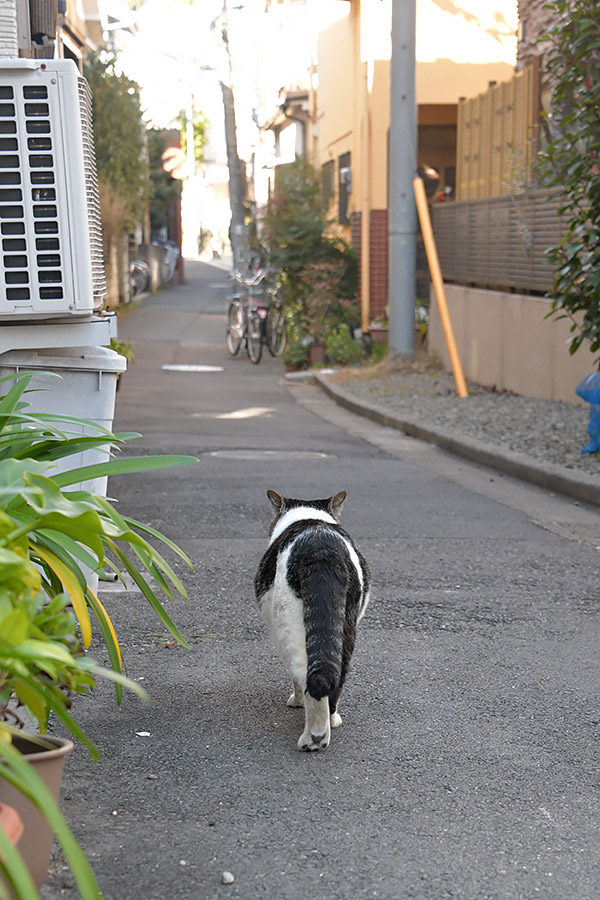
[311,373,600,510]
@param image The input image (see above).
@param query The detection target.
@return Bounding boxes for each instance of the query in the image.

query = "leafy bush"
[261,159,359,307]
[536,0,600,364]
[0,374,195,702]
[83,53,149,235]
[0,372,196,899]
[370,340,388,365]
[325,325,365,367]
[282,302,311,370]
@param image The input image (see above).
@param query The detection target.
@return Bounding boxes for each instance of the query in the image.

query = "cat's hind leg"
[287,677,304,708]
[298,694,331,751]
[328,695,342,728]
[327,617,357,730]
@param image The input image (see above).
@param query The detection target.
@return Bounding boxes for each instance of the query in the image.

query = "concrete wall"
[429,284,597,404]
[0,0,17,57]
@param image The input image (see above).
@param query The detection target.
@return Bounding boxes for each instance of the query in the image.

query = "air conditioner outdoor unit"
[0,58,106,321]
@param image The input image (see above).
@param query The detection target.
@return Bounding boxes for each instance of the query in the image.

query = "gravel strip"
[331,365,599,477]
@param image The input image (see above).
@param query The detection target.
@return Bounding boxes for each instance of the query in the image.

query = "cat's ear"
[266,489,284,514]
[329,490,347,518]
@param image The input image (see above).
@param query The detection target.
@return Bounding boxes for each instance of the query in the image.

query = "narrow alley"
[41,261,600,900]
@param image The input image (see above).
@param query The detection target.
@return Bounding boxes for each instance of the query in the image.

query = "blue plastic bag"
[575,372,600,453]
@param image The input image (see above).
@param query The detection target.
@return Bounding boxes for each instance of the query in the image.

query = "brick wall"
[0,0,17,58]
[350,211,361,263]
[349,210,389,325]
[517,0,558,71]
[369,209,388,322]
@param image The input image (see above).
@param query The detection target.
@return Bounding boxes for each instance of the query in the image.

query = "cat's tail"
[302,547,348,701]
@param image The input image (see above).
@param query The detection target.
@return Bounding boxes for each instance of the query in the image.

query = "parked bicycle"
[226,267,286,364]
[129,258,150,297]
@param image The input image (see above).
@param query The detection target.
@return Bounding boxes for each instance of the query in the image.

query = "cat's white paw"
[287,691,303,708]
[298,726,330,751]
[330,711,342,728]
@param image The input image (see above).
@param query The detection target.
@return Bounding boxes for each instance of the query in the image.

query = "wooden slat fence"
[456,63,540,201]
[432,189,565,294]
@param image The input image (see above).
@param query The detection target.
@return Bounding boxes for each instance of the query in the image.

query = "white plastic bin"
[0,346,127,592]
[0,346,127,493]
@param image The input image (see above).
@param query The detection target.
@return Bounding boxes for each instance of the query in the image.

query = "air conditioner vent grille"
[0,79,65,304]
[0,61,106,319]
[78,76,105,307]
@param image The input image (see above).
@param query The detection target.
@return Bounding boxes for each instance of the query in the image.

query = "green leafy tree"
[177,109,208,167]
[262,159,358,305]
[536,0,600,365]
[83,52,150,234]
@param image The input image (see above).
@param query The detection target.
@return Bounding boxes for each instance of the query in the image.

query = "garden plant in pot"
[0,373,196,899]
[259,159,360,370]
[299,262,361,367]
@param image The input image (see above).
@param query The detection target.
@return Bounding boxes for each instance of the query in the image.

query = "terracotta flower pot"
[309,342,327,366]
[0,734,74,890]
[0,801,24,849]
[370,326,388,344]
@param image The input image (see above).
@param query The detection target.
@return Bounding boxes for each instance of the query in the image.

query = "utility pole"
[388,0,417,357]
[219,0,247,273]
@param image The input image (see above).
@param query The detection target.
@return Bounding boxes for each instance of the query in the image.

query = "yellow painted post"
[413,177,468,399]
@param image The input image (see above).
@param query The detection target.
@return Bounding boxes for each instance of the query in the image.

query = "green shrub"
[325,325,365,366]
[83,53,149,233]
[370,340,388,365]
[0,372,196,899]
[536,0,600,364]
[282,302,310,369]
[261,159,359,307]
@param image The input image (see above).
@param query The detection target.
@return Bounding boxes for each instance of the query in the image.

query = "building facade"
[314,0,518,324]
[516,0,558,70]
[0,0,102,63]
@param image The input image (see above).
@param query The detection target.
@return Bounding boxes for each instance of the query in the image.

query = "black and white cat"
[254,489,370,751]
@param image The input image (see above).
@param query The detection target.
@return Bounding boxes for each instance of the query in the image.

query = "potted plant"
[0,372,197,898]
[369,315,389,344]
[301,261,360,366]
[0,498,142,898]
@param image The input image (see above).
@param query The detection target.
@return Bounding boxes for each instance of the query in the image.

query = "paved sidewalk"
[298,366,600,509]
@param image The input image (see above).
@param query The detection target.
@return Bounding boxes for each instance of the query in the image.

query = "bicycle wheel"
[246,309,263,364]
[266,306,287,356]
[226,302,242,356]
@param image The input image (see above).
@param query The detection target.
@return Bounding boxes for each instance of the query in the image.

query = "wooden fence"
[456,62,541,201]
[431,189,565,294]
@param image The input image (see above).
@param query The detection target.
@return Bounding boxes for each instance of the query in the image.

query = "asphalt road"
[41,260,600,900]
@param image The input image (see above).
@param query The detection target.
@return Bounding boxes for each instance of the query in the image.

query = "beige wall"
[366,59,391,210]
[317,3,519,218]
[317,15,355,168]
[429,284,597,404]
[416,59,515,104]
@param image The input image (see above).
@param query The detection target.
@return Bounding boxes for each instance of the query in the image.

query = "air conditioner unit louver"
[0,59,106,321]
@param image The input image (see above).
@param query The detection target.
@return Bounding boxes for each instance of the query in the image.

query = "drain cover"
[208,449,331,460]
[162,364,224,373]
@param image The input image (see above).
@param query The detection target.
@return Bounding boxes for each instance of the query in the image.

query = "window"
[338,151,351,225]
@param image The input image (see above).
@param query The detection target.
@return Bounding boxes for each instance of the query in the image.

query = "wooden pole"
[413,176,468,399]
